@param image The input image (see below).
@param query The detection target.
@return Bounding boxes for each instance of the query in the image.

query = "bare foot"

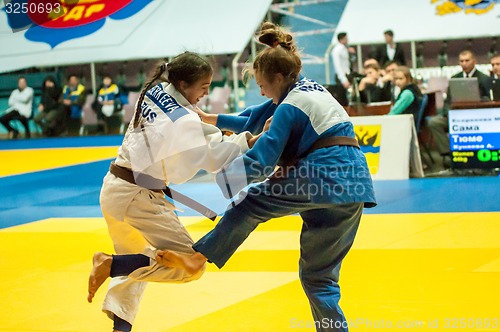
[155,251,207,275]
[87,252,112,303]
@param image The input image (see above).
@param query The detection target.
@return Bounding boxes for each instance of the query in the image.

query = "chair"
[79,94,107,135]
[415,94,434,164]
[415,94,428,133]
[120,91,140,133]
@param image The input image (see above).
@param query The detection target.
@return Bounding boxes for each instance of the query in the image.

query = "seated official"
[358,63,392,104]
[446,50,491,104]
[382,60,401,102]
[387,66,423,128]
[427,49,491,159]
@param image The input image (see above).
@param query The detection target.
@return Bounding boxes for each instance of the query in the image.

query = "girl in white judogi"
[87,52,258,332]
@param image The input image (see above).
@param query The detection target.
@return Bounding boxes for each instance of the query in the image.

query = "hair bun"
[257,22,295,52]
[258,29,279,48]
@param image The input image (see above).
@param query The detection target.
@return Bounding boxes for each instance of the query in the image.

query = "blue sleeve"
[389,90,414,115]
[216,105,309,198]
[216,112,250,133]
[216,99,276,135]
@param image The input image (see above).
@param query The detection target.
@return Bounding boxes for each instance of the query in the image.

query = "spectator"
[331,32,355,105]
[362,58,379,75]
[387,66,423,128]
[358,63,392,103]
[427,49,491,158]
[376,30,406,66]
[34,76,62,137]
[93,74,122,134]
[62,75,86,135]
[0,77,33,139]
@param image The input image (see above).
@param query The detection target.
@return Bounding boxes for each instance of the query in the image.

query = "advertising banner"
[351,114,423,180]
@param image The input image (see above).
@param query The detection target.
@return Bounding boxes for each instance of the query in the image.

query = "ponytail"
[133,62,167,128]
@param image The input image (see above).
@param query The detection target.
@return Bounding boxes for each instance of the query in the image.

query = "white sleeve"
[8,90,16,107]
[162,120,251,183]
[128,112,251,184]
[332,46,348,84]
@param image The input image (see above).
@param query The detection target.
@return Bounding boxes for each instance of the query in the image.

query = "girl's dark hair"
[244,22,301,84]
[133,51,212,128]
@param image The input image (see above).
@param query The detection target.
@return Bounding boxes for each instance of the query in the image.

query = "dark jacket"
[377,43,406,66]
[397,84,422,127]
[40,77,61,112]
[360,81,392,104]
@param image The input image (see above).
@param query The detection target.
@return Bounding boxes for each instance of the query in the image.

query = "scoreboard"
[448,108,500,169]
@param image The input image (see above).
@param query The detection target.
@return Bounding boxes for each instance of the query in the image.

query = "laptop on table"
[448,77,481,102]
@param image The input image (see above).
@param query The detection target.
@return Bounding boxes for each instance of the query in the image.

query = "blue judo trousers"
[194,174,364,331]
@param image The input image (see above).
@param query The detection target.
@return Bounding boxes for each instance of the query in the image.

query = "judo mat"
[1,136,499,331]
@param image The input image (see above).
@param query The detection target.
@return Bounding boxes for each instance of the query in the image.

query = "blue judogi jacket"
[216,77,377,207]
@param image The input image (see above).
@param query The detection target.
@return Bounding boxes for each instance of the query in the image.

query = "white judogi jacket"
[116,82,251,182]
[109,83,251,220]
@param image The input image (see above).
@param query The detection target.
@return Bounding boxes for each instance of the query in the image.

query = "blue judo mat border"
[1,136,499,228]
[1,157,499,229]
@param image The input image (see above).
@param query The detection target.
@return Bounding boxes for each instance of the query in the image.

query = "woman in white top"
[87,51,257,332]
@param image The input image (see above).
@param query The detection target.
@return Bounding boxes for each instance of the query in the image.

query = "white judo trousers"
[100,173,205,324]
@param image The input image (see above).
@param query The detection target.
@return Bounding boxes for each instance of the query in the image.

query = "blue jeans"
[193,178,363,332]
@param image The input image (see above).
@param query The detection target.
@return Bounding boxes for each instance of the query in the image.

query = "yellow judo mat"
[1,212,499,331]
[0,147,119,177]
